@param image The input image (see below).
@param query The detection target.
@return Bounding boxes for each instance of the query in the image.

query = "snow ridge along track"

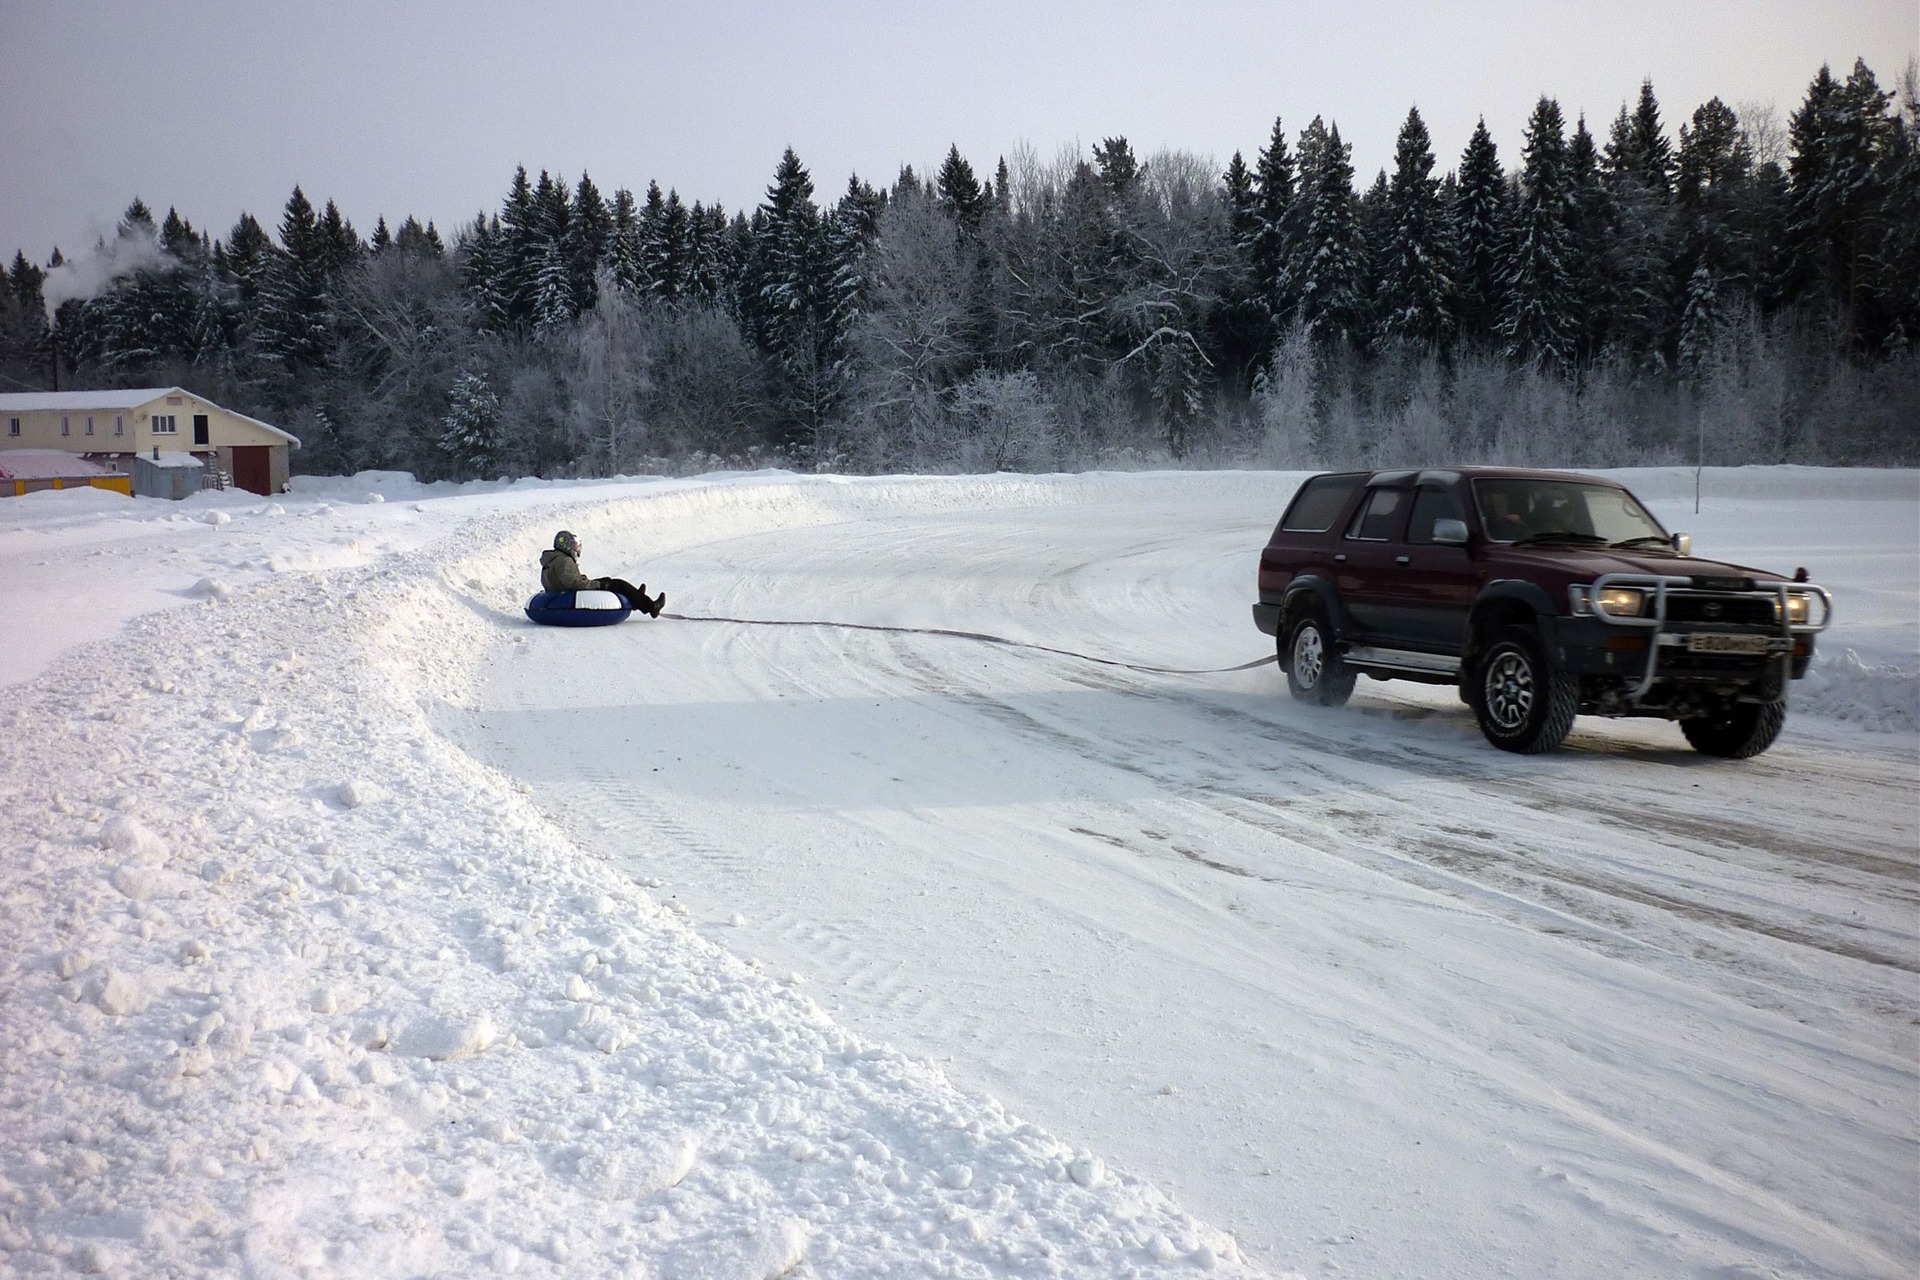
[0,476,1268,1278]
[456,471,1918,1280]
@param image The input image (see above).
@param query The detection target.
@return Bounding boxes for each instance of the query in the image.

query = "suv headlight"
[1571,584,1647,617]
[1777,593,1813,625]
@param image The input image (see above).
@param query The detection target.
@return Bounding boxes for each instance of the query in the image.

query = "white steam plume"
[41,226,173,318]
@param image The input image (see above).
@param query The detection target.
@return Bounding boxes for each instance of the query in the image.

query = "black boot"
[648,592,665,618]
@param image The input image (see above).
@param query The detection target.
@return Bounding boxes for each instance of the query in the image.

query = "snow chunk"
[191,576,232,598]
[1068,1152,1106,1187]
[331,779,385,809]
[110,863,172,900]
[667,1218,808,1279]
[99,814,168,860]
[92,969,150,1017]
[942,1163,974,1189]
[579,1131,698,1199]
[394,1014,498,1061]
[201,509,231,526]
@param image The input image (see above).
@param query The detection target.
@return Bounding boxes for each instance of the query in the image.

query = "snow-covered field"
[1,466,1914,1279]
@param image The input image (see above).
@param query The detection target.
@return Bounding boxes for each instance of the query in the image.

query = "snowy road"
[451,472,1920,1279]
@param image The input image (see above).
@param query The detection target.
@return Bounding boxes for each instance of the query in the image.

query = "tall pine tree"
[1499,97,1578,368]
[1378,106,1455,349]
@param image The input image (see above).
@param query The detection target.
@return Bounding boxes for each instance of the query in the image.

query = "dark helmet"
[553,530,580,557]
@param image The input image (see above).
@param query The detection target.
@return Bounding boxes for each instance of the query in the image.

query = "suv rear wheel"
[1285,608,1355,707]
[1474,625,1578,753]
[1680,699,1786,758]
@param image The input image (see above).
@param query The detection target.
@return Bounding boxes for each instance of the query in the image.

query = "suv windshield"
[1472,478,1669,545]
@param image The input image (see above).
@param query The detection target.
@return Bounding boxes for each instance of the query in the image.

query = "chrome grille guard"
[1587,573,1833,702]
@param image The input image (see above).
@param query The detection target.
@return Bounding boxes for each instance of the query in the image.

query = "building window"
[6,418,17,437]
[114,416,123,436]
[85,416,94,436]
[61,416,70,436]
[151,414,177,434]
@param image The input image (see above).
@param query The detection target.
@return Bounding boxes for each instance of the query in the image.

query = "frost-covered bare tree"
[568,272,654,473]
[842,184,972,467]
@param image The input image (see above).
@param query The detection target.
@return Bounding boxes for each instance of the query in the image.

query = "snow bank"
[0,491,1262,1276]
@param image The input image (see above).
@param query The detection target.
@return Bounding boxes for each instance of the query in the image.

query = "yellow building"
[0,387,300,495]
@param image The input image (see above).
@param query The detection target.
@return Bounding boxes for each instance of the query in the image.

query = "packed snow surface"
[0,466,1914,1279]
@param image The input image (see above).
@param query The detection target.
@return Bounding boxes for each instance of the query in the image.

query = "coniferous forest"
[2,60,1916,479]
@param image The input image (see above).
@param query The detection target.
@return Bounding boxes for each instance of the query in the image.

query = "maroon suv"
[1253,468,1832,755]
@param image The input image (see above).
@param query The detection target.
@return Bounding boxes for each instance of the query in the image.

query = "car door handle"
[1395,555,1410,565]
[1333,553,1347,563]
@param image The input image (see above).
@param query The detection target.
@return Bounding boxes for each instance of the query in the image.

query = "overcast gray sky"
[3,0,1914,260]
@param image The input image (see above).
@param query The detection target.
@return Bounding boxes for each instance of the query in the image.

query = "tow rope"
[657,612,1277,676]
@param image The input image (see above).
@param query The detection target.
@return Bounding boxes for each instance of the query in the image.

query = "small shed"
[131,449,205,500]
[0,450,132,497]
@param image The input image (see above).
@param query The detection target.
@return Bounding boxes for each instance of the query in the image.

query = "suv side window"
[1280,473,1364,533]
[1346,488,1410,541]
[1405,486,1467,545]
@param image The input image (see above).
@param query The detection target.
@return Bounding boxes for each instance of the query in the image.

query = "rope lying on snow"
[657,613,1278,676]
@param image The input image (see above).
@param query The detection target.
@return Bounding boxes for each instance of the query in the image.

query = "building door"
[231,446,272,495]
[193,414,209,445]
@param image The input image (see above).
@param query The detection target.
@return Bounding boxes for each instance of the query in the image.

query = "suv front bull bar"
[1587,573,1833,703]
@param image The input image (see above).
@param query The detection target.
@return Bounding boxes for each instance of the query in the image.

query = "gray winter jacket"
[540,549,602,593]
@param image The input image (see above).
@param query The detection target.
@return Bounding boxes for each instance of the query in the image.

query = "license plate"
[1687,632,1768,655]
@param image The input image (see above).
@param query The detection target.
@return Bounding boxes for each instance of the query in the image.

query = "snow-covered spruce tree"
[440,370,502,478]
[1677,260,1720,371]
[1784,59,1899,349]
[564,172,611,313]
[607,187,644,296]
[936,145,989,233]
[1378,106,1455,350]
[256,186,335,372]
[1296,123,1366,348]
[1213,150,1269,395]
[1675,98,1758,338]
[1451,119,1509,350]
[529,240,576,339]
[658,190,692,301]
[498,166,541,328]
[752,149,838,452]
[636,182,669,298]
[1564,116,1616,365]
[1250,118,1299,346]
[822,175,886,412]
[457,214,512,336]
[1603,83,1691,370]
[1499,97,1579,370]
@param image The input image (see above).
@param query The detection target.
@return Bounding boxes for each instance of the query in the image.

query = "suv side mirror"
[1432,518,1469,546]
[1672,532,1691,556]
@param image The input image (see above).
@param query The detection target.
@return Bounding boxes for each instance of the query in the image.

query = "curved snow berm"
[0,489,1262,1276]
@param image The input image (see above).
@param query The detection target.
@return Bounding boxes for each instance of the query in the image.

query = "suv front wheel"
[1680,699,1786,758]
[1473,625,1578,753]
[1285,608,1356,707]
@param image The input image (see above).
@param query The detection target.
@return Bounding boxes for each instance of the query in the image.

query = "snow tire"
[1284,609,1355,708]
[1474,625,1578,754]
[1680,698,1787,758]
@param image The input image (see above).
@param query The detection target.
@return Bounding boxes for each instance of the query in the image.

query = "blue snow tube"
[524,589,633,627]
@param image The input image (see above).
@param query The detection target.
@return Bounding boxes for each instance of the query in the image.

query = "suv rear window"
[1279,473,1364,533]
